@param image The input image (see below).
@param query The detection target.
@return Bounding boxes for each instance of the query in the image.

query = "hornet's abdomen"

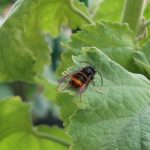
[58,65,101,95]
[69,72,87,89]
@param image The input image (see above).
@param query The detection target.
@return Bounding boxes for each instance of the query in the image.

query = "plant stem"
[69,0,94,25]
[122,0,146,34]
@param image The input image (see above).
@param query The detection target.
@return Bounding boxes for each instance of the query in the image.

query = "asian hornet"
[58,64,103,95]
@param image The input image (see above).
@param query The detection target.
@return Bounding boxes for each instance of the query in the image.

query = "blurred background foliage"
[0,0,65,127]
[0,0,150,134]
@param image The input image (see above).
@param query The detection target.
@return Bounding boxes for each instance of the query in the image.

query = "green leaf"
[0,97,70,149]
[57,22,139,78]
[133,41,150,78]
[0,0,92,82]
[37,78,58,101]
[139,41,150,63]
[57,47,74,76]
[93,0,150,23]
[57,93,77,127]
[115,104,150,149]
[63,22,138,72]
[37,77,77,127]
[37,125,71,143]
[0,0,51,82]
[144,2,150,20]
[38,0,92,36]
[0,28,36,82]
[60,47,150,150]
[93,0,124,22]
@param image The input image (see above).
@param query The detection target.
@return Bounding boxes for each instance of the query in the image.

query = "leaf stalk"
[69,0,94,25]
[122,0,146,34]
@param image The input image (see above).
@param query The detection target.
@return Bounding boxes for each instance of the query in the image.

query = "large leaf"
[0,0,90,82]
[58,22,138,76]
[58,47,150,150]
[0,0,50,82]
[0,97,70,149]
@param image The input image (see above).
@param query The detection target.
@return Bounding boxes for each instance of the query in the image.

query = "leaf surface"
[0,0,90,82]
[58,47,150,150]
[133,41,150,78]
[0,0,50,82]
[0,97,70,150]
[94,0,124,22]
[58,22,138,75]
[38,0,91,36]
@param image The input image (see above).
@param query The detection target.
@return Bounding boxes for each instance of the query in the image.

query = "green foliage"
[0,0,90,82]
[0,97,70,149]
[1,0,150,150]
[0,0,50,82]
[57,21,150,149]
[62,22,138,72]
[37,78,58,101]
[143,1,150,19]
[38,0,91,36]
[64,47,150,150]
[133,41,150,78]
[94,0,150,23]
[57,93,77,127]
[37,125,71,143]
[94,0,124,22]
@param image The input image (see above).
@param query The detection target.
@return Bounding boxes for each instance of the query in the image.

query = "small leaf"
[0,97,69,149]
[59,47,150,150]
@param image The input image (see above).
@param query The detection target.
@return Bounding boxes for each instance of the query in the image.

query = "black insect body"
[58,65,103,95]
